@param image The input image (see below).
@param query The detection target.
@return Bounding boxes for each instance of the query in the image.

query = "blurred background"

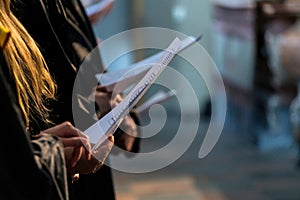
[86,0,300,199]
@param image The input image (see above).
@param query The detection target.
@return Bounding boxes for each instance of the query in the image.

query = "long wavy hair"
[0,0,56,127]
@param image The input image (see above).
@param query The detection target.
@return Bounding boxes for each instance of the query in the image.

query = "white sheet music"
[85,37,182,150]
[134,90,177,114]
[96,35,202,94]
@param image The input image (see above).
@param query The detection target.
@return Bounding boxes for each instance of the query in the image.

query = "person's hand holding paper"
[91,85,139,152]
[38,122,114,180]
[85,37,183,153]
[66,134,114,176]
[89,85,122,118]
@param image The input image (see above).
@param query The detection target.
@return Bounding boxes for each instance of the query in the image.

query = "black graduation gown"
[0,50,68,200]
[12,0,138,199]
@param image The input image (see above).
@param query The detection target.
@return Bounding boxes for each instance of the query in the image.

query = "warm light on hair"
[0,0,56,127]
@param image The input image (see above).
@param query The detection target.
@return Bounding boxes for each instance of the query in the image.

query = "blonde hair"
[0,0,56,127]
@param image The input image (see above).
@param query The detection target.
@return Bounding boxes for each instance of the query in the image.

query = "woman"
[12,0,140,199]
[0,1,113,199]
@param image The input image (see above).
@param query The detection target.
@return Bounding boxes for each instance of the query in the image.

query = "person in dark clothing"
[0,41,68,200]
[11,0,140,199]
[0,47,98,200]
[0,0,100,198]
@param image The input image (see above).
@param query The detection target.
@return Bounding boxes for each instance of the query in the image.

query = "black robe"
[12,0,139,199]
[0,49,68,200]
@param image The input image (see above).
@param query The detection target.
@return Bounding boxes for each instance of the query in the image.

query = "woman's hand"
[89,85,122,118]
[40,121,92,169]
[68,134,114,175]
[93,85,139,152]
[115,115,139,152]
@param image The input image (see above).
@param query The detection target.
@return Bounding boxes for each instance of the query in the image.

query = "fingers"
[91,136,113,171]
[61,137,92,161]
[84,138,92,161]
[111,94,122,107]
[70,134,115,175]
[118,115,138,137]
[70,146,82,167]
[43,121,78,137]
[72,173,80,183]
[95,85,124,101]
[95,88,124,117]
[42,121,92,161]
[95,90,112,116]
[95,91,112,105]
[108,134,114,143]
[43,122,89,142]
[91,134,114,161]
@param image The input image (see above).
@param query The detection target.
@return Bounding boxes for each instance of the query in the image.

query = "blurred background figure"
[81,0,115,25]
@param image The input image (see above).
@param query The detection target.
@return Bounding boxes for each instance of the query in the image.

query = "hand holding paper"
[85,37,182,150]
